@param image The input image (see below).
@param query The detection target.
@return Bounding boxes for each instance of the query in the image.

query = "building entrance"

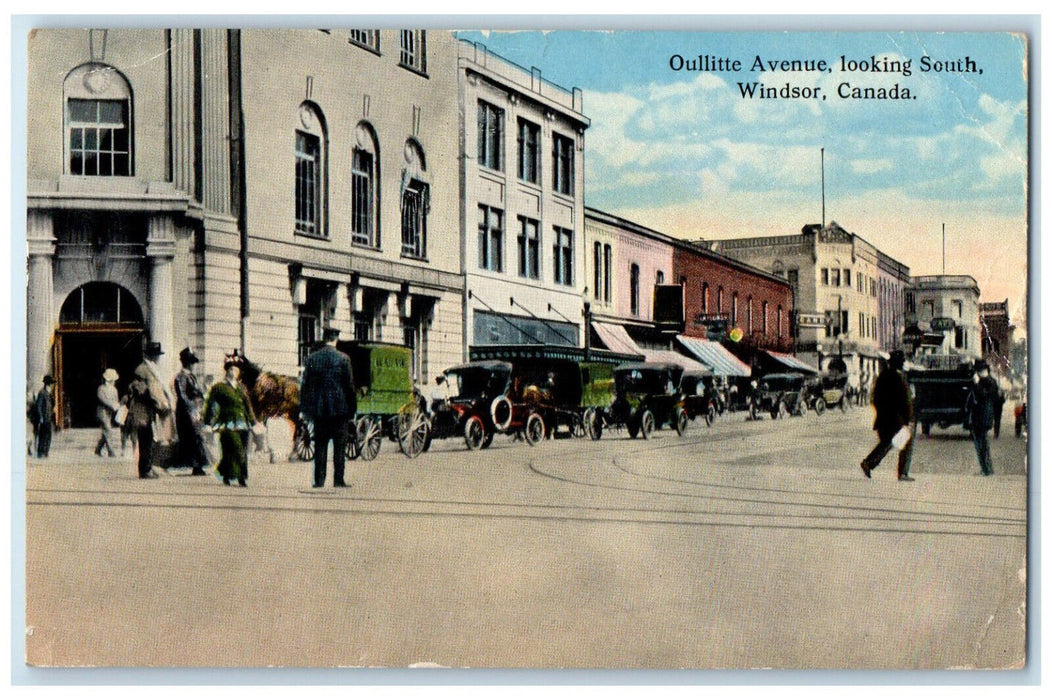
[55,282,145,428]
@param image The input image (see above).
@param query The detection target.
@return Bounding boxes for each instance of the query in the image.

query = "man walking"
[860,350,915,481]
[30,375,57,458]
[95,368,121,458]
[174,347,209,475]
[967,360,999,476]
[126,342,171,479]
[299,327,356,488]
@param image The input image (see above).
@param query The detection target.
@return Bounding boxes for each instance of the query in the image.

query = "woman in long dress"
[203,353,258,486]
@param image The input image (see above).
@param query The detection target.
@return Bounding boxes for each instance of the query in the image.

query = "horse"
[236,355,302,462]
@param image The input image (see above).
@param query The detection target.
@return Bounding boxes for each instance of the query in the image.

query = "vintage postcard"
[19,20,1030,674]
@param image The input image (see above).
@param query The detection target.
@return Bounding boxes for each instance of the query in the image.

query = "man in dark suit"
[299,327,356,488]
[860,349,915,481]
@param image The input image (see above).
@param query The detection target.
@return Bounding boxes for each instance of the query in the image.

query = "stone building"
[458,40,589,351]
[26,28,464,426]
[979,299,1016,376]
[904,275,983,363]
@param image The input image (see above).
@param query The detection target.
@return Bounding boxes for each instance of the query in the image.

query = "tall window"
[65,65,134,176]
[478,205,503,272]
[593,242,602,300]
[552,132,575,195]
[701,283,710,313]
[603,245,612,303]
[517,118,540,184]
[747,297,753,332]
[821,268,829,286]
[295,130,322,236]
[401,180,427,259]
[478,101,504,171]
[843,269,851,287]
[351,124,379,247]
[656,271,665,285]
[399,30,426,72]
[517,216,539,279]
[349,30,379,51]
[831,269,841,287]
[553,227,574,285]
[716,287,724,314]
[762,301,769,335]
[630,264,640,316]
[777,306,783,337]
[731,293,738,325]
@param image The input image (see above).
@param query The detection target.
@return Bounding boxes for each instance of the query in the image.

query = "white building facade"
[905,275,982,362]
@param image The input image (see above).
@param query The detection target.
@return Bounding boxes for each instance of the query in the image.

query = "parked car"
[422,360,514,451]
[810,371,850,414]
[908,363,975,435]
[681,370,718,426]
[595,362,688,439]
[749,372,809,419]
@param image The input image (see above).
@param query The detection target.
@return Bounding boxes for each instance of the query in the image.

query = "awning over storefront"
[674,335,751,377]
[641,348,711,374]
[592,322,644,356]
[763,350,819,375]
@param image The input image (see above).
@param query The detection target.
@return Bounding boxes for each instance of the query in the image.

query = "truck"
[907,356,976,436]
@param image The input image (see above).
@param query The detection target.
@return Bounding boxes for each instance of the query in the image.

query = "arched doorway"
[55,282,145,428]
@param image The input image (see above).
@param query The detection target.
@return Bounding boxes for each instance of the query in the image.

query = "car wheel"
[481,429,495,449]
[356,415,382,462]
[814,397,827,416]
[524,413,545,446]
[750,403,760,421]
[675,408,688,436]
[705,405,715,427]
[640,410,656,439]
[464,415,486,450]
[585,408,603,440]
[774,401,788,420]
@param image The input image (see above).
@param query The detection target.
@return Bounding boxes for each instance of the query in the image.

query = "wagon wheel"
[464,415,486,450]
[524,413,546,446]
[584,408,603,440]
[397,410,430,460]
[344,419,361,460]
[674,407,688,436]
[773,401,788,420]
[639,410,656,439]
[628,417,640,439]
[814,397,827,416]
[704,404,716,427]
[294,419,314,461]
[356,415,383,462]
[839,395,849,412]
[571,413,586,438]
[796,399,807,417]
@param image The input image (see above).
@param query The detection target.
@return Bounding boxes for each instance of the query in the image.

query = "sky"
[456,29,1030,331]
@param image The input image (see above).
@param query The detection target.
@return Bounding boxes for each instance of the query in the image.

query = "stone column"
[333,282,351,335]
[147,215,177,381]
[26,211,56,389]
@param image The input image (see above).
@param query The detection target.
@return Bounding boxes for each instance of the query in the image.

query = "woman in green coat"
[203,354,258,486]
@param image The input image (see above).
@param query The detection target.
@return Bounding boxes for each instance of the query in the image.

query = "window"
[517,118,540,184]
[717,287,724,313]
[762,301,769,335]
[747,297,753,331]
[478,205,503,272]
[399,30,426,73]
[351,124,379,247]
[60,282,142,326]
[701,283,709,313]
[295,130,323,236]
[955,326,966,349]
[553,227,574,285]
[787,269,798,291]
[552,132,575,196]
[630,264,640,316]
[859,312,866,338]
[298,313,319,366]
[656,271,665,285]
[593,242,602,300]
[65,65,133,177]
[831,269,841,287]
[843,269,851,287]
[858,274,864,294]
[952,300,963,319]
[603,245,612,302]
[401,180,428,259]
[841,310,849,334]
[821,268,829,286]
[922,299,935,319]
[731,293,738,325]
[478,101,504,171]
[777,306,783,336]
[349,30,379,52]
[517,216,539,279]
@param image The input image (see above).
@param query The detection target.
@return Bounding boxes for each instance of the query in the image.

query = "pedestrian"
[173,347,209,475]
[966,360,999,476]
[29,375,57,458]
[1015,402,1027,438]
[94,368,122,458]
[202,352,259,487]
[126,342,171,479]
[992,382,1006,439]
[299,327,356,488]
[860,350,915,481]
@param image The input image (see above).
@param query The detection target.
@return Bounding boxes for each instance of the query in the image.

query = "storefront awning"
[763,350,819,375]
[641,348,711,374]
[592,322,644,356]
[675,335,751,377]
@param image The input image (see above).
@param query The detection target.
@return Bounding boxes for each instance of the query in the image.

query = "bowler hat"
[42,374,55,385]
[144,341,164,358]
[179,347,200,365]
[975,359,990,371]
[323,327,341,342]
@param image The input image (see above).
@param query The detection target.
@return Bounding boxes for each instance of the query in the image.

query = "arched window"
[630,264,640,316]
[295,101,328,238]
[351,122,380,248]
[716,286,724,314]
[401,139,428,259]
[64,64,133,176]
[701,282,709,313]
[60,282,143,326]
[731,292,738,325]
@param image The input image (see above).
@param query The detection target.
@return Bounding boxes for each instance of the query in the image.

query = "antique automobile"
[417,360,515,451]
[595,362,688,439]
[681,370,718,426]
[749,372,810,419]
[907,358,975,436]
[292,342,415,462]
[809,371,851,414]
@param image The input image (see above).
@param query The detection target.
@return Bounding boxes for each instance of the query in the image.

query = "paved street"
[24,404,1028,669]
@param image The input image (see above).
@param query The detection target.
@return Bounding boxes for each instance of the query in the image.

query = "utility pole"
[942,222,946,274]
[821,147,826,230]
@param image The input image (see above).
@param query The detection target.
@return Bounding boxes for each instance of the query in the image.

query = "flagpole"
[942,223,946,274]
[821,148,826,229]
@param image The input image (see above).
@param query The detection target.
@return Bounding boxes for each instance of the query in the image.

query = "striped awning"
[642,348,711,374]
[674,335,751,377]
[592,322,644,356]
[764,350,819,375]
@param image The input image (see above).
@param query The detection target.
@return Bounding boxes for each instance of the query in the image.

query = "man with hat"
[126,341,171,479]
[966,359,1000,475]
[174,347,209,475]
[94,368,122,458]
[299,326,356,488]
[860,349,915,481]
[30,374,57,458]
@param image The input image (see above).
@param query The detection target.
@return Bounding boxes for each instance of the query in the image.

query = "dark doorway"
[57,329,144,428]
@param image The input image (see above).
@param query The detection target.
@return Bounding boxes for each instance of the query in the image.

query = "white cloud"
[850,158,893,175]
